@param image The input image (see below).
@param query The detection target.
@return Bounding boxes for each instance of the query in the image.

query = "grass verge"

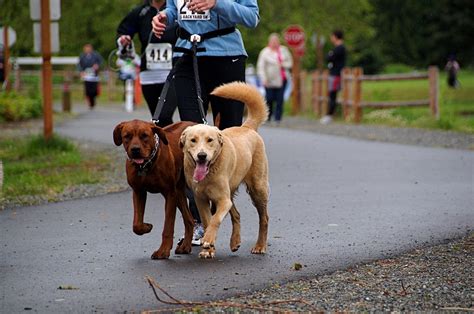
[361,71,474,133]
[0,134,112,206]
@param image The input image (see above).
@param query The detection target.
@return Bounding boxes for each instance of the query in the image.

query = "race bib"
[84,67,96,76]
[145,43,172,70]
[178,0,211,21]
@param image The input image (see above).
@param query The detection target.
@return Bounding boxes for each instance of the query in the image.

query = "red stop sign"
[284,25,305,48]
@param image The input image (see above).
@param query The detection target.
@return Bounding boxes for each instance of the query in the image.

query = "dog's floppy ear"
[213,127,224,146]
[113,122,125,146]
[217,131,224,146]
[179,129,188,148]
[152,125,168,145]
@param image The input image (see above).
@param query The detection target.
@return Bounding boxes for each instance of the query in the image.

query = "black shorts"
[84,81,98,98]
[173,55,246,129]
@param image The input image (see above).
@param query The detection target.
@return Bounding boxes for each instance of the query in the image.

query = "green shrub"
[0,92,42,122]
[382,63,417,74]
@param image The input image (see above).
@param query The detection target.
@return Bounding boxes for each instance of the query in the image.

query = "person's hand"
[152,12,168,38]
[119,35,132,46]
[187,0,216,11]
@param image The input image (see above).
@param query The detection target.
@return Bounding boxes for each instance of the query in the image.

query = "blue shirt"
[165,0,259,57]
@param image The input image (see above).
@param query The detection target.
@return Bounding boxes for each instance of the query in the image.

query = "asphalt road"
[1,106,473,313]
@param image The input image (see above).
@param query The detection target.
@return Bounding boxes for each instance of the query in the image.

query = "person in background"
[320,29,346,125]
[117,0,179,125]
[77,44,103,110]
[445,54,460,88]
[257,33,293,125]
[151,0,260,130]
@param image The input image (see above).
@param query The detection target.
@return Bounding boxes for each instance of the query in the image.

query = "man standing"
[77,44,103,109]
[320,30,346,124]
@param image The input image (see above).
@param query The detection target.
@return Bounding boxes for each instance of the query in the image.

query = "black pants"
[265,80,287,121]
[141,83,177,128]
[173,55,246,129]
[328,91,338,115]
[84,81,98,108]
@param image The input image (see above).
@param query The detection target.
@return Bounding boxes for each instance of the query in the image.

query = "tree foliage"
[371,0,474,67]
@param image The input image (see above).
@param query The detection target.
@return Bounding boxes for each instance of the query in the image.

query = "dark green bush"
[0,92,42,122]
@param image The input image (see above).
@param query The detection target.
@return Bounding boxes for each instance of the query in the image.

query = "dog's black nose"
[131,147,141,156]
[197,152,207,161]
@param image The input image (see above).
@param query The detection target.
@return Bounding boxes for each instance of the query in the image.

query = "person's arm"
[153,1,178,38]
[117,7,141,47]
[281,47,293,70]
[256,49,267,86]
[163,0,178,25]
[213,0,259,28]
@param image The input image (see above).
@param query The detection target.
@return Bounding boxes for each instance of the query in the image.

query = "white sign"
[30,0,61,21]
[178,0,210,21]
[33,22,60,53]
[146,43,172,70]
[0,27,17,47]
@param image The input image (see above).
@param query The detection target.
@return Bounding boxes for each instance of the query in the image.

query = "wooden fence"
[307,66,439,122]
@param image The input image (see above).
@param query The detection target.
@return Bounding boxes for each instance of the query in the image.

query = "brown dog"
[113,120,195,259]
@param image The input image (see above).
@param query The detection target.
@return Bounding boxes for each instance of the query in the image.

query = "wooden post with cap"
[41,0,53,140]
[3,26,11,91]
[291,52,301,115]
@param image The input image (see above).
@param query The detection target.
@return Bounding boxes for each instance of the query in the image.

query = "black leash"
[152,26,236,126]
[152,39,208,126]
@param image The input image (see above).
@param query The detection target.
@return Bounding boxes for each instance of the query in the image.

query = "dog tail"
[211,82,268,131]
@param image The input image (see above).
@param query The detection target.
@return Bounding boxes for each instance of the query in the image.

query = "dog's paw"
[133,223,153,235]
[198,248,216,259]
[151,248,170,260]
[175,242,192,255]
[251,245,266,255]
[202,241,215,249]
[230,234,241,252]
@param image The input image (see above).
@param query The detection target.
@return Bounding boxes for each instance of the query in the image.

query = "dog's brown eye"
[190,138,196,143]
[124,134,132,140]
[140,134,148,140]
[207,138,213,143]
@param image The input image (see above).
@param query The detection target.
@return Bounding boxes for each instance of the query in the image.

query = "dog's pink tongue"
[133,159,145,165]
[193,164,208,182]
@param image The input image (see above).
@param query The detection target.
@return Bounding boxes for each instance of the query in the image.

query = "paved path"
[1,106,473,312]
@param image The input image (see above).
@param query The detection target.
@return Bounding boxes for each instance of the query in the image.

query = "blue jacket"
[164,0,259,57]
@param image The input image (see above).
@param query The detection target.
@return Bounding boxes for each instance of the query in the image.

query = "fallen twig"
[144,275,318,312]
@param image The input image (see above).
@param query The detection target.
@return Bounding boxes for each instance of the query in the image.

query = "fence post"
[300,70,308,113]
[342,68,351,121]
[428,66,439,120]
[107,69,114,102]
[353,67,363,123]
[312,70,321,116]
[321,69,329,116]
[14,63,21,92]
[62,70,72,112]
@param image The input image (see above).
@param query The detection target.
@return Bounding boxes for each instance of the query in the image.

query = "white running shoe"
[191,223,204,246]
[320,115,333,125]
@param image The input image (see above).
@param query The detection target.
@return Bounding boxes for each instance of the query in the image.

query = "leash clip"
[152,119,159,126]
[190,34,202,43]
